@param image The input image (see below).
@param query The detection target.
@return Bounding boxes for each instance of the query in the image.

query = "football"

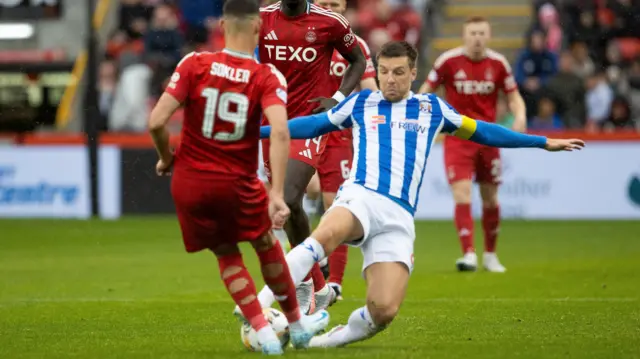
[240,308,290,351]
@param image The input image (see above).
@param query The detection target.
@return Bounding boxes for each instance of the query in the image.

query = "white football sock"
[257,237,325,309]
[325,306,381,346]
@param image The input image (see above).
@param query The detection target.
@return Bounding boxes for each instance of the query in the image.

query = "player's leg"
[303,172,321,217]
[251,231,330,348]
[318,148,352,301]
[309,261,410,347]
[477,148,506,273]
[444,141,478,271]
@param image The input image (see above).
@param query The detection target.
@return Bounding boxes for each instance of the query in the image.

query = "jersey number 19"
[201,88,248,141]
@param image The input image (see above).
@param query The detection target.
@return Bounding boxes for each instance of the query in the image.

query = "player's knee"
[367,300,400,327]
[480,186,499,208]
[451,182,472,204]
[261,263,284,279]
[253,234,276,252]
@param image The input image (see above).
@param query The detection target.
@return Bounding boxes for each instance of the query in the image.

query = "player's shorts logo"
[305,31,317,43]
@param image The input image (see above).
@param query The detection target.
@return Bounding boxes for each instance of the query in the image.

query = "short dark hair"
[377,41,418,69]
[223,0,260,17]
[464,15,488,24]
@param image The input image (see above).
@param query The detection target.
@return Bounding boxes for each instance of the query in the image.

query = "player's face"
[377,56,417,102]
[314,0,346,14]
[463,22,490,54]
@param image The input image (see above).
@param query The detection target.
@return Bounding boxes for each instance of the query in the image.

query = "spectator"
[537,3,563,53]
[98,60,118,131]
[618,57,640,123]
[118,0,151,39]
[144,4,184,67]
[601,96,636,131]
[109,62,153,132]
[357,0,421,47]
[515,31,558,119]
[570,41,595,78]
[604,40,626,85]
[608,0,640,38]
[179,0,224,46]
[585,70,614,131]
[529,97,564,130]
[545,51,586,128]
[570,11,603,62]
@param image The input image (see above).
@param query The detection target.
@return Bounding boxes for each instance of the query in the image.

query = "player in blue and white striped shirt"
[258,41,584,349]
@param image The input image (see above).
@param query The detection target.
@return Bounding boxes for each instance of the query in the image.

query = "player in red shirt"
[311,0,378,301]
[419,16,527,273]
[257,0,366,312]
[148,0,329,353]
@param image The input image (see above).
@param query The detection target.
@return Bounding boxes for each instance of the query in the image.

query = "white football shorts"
[328,182,415,274]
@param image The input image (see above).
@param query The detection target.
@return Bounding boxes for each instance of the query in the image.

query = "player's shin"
[255,240,302,324]
[327,244,348,287]
[482,205,500,253]
[217,253,270,333]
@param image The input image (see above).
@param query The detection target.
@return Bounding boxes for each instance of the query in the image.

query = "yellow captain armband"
[454,115,478,140]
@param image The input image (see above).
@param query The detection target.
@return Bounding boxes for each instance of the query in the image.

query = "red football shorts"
[317,144,352,193]
[171,168,271,253]
[443,136,502,185]
[261,136,327,172]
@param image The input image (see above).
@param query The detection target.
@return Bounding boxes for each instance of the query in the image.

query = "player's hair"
[223,0,260,18]
[377,41,418,69]
[464,15,489,25]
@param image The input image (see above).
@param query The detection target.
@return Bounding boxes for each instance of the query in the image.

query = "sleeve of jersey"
[425,58,445,89]
[332,17,359,56]
[499,58,518,93]
[260,113,339,139]
[260,71,287,109]
[164,52,195,103]
[359,40,376,80]
[436,95,546,148]
[327,92,359,129]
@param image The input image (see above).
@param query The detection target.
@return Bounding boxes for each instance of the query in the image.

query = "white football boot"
[296,279,315,314]
[261,340,284,355]
[455,252,478,272]
[290,309,331,349]
[483,252,506,273]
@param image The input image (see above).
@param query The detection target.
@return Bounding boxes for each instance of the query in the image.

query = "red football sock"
[217,253,268,331]
[482,206,500,253]
[328,245,348,285]
[255,241,301,324]
[455,204,475,254]
[311,263,326,292]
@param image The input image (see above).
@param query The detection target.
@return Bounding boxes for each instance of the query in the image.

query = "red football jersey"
[165,50,288,176]
[426,47,517,122]
[259,1,358,119]
[327,35,376,147]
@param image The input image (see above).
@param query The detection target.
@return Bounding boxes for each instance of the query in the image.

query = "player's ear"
[411,66,417,82]
[219,18,225,31]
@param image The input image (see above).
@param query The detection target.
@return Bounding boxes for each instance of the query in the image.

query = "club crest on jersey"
[485,68,494,81]
[419,101,431,113]
[305,30,317,43]
[343,32,355,47]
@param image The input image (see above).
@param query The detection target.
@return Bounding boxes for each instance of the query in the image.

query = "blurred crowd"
[99,0,423,132]
[515,0,640,132]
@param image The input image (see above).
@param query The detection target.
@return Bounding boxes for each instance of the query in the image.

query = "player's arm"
[357,40,378,91]
[149,52,195,170]
[260,65,291,198]
[419,55,447,93]
[263,104,290,197]
[149,93,181,163]
[336,43,366,101]
[434,95,584,151]
[500,56,527,132]
[261,92,360,139]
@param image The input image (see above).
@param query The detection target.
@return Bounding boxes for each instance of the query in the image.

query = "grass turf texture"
[1,218,639,359]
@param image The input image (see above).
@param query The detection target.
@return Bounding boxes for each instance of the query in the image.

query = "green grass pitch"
[1,218,639,359]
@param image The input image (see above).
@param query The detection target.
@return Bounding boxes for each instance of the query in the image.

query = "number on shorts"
[340,159,350,180]
[491,158,502,182]
[201,88,249,141]
[304,136,323,154]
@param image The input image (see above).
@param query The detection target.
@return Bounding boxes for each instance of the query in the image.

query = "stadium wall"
[1,133,639,219]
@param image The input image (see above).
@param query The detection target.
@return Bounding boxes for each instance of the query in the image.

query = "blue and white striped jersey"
[326,89,465,215]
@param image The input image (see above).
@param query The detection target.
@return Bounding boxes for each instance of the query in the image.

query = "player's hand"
[269,196,290,229]
[155,156,174,176]
[544,138,585,152]
[309,97,339,114]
